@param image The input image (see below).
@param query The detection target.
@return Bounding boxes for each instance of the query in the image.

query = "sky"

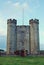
[0,0,44,50]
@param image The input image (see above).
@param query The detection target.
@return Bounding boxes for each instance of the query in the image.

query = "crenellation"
[7,18,40,55]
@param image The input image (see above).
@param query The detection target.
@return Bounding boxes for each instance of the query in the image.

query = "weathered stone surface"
[7,19,17,54]
[17,26,30,54]
[7,19,40,55]
[29,19,40,54]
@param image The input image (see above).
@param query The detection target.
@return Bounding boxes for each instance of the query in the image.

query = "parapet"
[29,19,39,24]
[7,19,17,24]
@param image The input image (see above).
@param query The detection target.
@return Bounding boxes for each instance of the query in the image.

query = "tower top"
[7,19,17,24]
[29,19,39,24]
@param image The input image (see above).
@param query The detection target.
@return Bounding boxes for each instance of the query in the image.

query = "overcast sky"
[0,0,44,50]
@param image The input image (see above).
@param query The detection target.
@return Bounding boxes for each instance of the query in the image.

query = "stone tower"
[7,19,17,54]
[17,26,30,54]
[29,19,40,55]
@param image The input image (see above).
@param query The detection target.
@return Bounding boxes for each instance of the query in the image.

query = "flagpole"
[22,7,24,25]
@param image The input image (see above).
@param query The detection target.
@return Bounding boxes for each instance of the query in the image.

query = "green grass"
[0,56,44,65]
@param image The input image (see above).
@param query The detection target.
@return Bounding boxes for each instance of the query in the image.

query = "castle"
[7,19,40,55]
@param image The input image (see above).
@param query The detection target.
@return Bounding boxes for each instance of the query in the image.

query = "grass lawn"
[0,56,44,65]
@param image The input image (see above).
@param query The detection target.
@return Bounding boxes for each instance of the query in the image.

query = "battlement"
[7,19,17,24]
[29,19,39,24]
